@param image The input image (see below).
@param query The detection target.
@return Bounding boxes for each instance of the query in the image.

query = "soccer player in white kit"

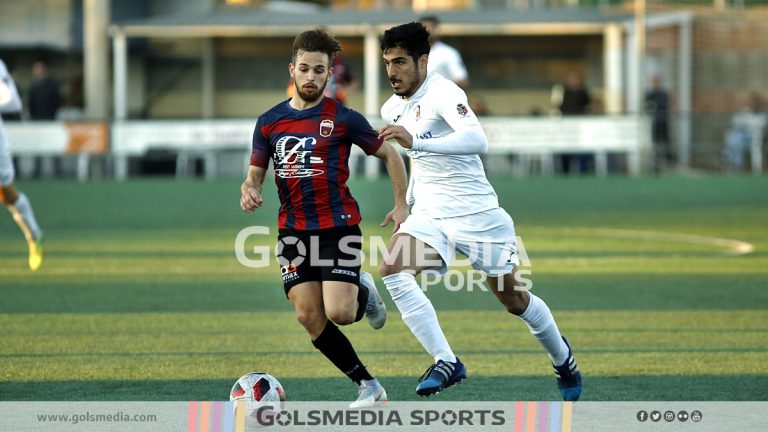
[377,23,582,400]
[0,59,44,271]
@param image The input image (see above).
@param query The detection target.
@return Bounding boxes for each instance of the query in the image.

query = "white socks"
[519,293,570,366]
[382,272,569,367]
[382,272,456,363]
[6,193,42,242]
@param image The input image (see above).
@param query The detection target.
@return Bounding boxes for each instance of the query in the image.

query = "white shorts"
[396,207,519,276]
[0,128,14,186]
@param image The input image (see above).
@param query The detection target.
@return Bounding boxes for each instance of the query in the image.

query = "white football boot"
[349,378,388,408]
[360,271,387,329]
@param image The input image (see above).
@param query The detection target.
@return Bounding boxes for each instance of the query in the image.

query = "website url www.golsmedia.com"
[37,411,158,425]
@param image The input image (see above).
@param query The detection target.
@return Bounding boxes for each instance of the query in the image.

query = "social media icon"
[664,411,675,422]
[651,411,662,422]
[691,410,702,422]
[637,410,648,422]
[678,410,689,422]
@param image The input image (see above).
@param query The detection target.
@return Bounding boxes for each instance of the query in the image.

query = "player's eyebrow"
[296,62,326,68]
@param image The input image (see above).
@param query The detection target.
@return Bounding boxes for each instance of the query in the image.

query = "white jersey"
[427,41,468,84]
[381,73,498,218]
[0,59,22,185]
[0,59,22,116]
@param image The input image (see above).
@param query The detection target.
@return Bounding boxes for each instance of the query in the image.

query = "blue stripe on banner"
[549,401,561,432]
[221,401,234,432]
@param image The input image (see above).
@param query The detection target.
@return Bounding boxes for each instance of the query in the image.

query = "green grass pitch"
[1,175,767,401]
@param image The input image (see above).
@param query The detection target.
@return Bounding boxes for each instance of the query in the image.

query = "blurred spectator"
[558,71,592,174]
[286,55,357,105]
[724,92,767,172]
[326,55,357,105]
[420,15,469,89]
[646,75,672,171]
[28,61,61,120]
[559,71,591,115]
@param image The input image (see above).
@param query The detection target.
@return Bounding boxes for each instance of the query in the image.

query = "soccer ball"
[229,372,286,405]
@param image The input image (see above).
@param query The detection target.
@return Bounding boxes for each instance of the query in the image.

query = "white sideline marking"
[573,227,755,256]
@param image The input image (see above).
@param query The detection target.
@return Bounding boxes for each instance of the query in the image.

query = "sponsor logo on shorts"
[331,269,357,277]
[281,263,300,282]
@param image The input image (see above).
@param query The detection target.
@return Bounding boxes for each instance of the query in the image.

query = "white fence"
[5,116,657,180]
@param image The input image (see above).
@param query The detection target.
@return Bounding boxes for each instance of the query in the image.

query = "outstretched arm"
[240,165,266,212]
[373,141,409,233]
[378,123,488,155]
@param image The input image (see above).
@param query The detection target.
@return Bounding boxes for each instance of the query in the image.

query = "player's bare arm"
[240,165,266,212]
[378,124,413,150]
[373,141,409,233]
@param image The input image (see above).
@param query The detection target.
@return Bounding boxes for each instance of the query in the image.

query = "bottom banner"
[1,401,765,431]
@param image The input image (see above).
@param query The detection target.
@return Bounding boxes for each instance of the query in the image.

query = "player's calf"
[488,273,530,315]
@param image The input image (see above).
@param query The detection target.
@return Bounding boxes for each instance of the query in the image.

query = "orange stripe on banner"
[526,402,537,432]
[561,402,573,432]
[235,400,246,432]
[187,402,198,432]
[199,402,210,432]
[514,401,525,432]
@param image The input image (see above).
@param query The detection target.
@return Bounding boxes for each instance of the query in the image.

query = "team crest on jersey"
[320,119,334,137]
[415,105,421,121]
[456,103,469,116]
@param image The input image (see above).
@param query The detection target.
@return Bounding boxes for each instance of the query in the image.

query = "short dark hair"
[380,22,431,63]
[292,28,342,63]
[419,15,439,26]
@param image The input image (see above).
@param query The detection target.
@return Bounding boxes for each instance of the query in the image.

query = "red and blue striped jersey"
[251,97,383,230]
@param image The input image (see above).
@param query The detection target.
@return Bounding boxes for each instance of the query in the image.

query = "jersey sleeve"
[250,116,271,168]
[347,109,383,156]
[434,81,481,132]
[0,60,22,113]
[411,79,488,155]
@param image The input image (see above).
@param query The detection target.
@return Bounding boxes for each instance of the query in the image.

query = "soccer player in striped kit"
[240,29,408,408]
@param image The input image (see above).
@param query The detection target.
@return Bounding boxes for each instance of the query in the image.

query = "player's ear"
[288,63,295,78]
[418,54,428,70]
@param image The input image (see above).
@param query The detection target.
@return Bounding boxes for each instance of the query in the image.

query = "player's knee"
[326,308,355,326]
[295,309,324,332]
[0,184,18,205]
